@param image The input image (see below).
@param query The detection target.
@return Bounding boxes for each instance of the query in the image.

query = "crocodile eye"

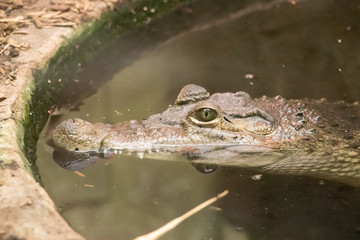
[195,108,218,122]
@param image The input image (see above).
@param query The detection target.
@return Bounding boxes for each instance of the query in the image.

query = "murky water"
[37,0,360,239]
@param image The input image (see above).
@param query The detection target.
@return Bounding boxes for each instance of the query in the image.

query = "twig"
[133,190,229,240]
[11,31,29,35]
[0,44,9,55]
[0,16,30,24]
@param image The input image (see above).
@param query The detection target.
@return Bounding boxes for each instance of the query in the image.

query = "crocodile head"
[52,84,315,168]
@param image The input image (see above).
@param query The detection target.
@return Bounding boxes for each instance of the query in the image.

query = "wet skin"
[51,84,360,185]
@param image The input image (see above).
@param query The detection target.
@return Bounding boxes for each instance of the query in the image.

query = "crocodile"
[51,84,360,185]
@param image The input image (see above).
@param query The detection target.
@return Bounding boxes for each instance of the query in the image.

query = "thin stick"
[133,190,229,240]
[0,17,29,23]
[0,44,9,56]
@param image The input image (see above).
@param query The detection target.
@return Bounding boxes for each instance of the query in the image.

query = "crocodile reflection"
[51,84,360,185]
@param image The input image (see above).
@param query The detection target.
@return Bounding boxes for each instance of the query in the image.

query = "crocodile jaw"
[52,117,273,151]
[51,117,287,169]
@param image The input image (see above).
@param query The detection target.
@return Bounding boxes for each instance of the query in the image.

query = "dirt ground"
[0,0,121,85]
[0,0,123,239]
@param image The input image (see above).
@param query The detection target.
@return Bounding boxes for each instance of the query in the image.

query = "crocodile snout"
[52,118,107,152]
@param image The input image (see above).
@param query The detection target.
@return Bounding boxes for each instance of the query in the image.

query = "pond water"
[37,0,360,239]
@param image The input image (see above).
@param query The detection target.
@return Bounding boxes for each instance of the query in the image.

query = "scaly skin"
[52,84,360,185]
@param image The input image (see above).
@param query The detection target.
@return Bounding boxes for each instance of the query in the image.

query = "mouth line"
[53,143,284,171]
[95,142,269,151]
[94,143,275,159]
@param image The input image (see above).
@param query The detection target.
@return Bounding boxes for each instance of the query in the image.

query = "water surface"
[37,0,360,239]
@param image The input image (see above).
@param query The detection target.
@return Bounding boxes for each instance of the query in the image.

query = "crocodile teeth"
[137,152,144,159]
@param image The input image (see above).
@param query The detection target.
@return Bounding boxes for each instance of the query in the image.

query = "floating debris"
[114,109,124,115]
[47,105,59,115]
[74,171,86,177]
[251,174,263,180]
[244,73,254,79]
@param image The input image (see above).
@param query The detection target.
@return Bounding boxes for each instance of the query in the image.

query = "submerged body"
[52,85,360,185]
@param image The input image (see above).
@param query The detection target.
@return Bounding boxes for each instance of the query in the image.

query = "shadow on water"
[37,0,360,239]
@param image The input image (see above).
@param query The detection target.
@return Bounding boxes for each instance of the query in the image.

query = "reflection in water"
[191,162,219,174]
[52,149,104,170]
[51,145,285,178]
[50,147,360,240]
[37,0,360,239]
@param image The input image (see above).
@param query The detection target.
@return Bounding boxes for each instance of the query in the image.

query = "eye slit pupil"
[195,108,217,122]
